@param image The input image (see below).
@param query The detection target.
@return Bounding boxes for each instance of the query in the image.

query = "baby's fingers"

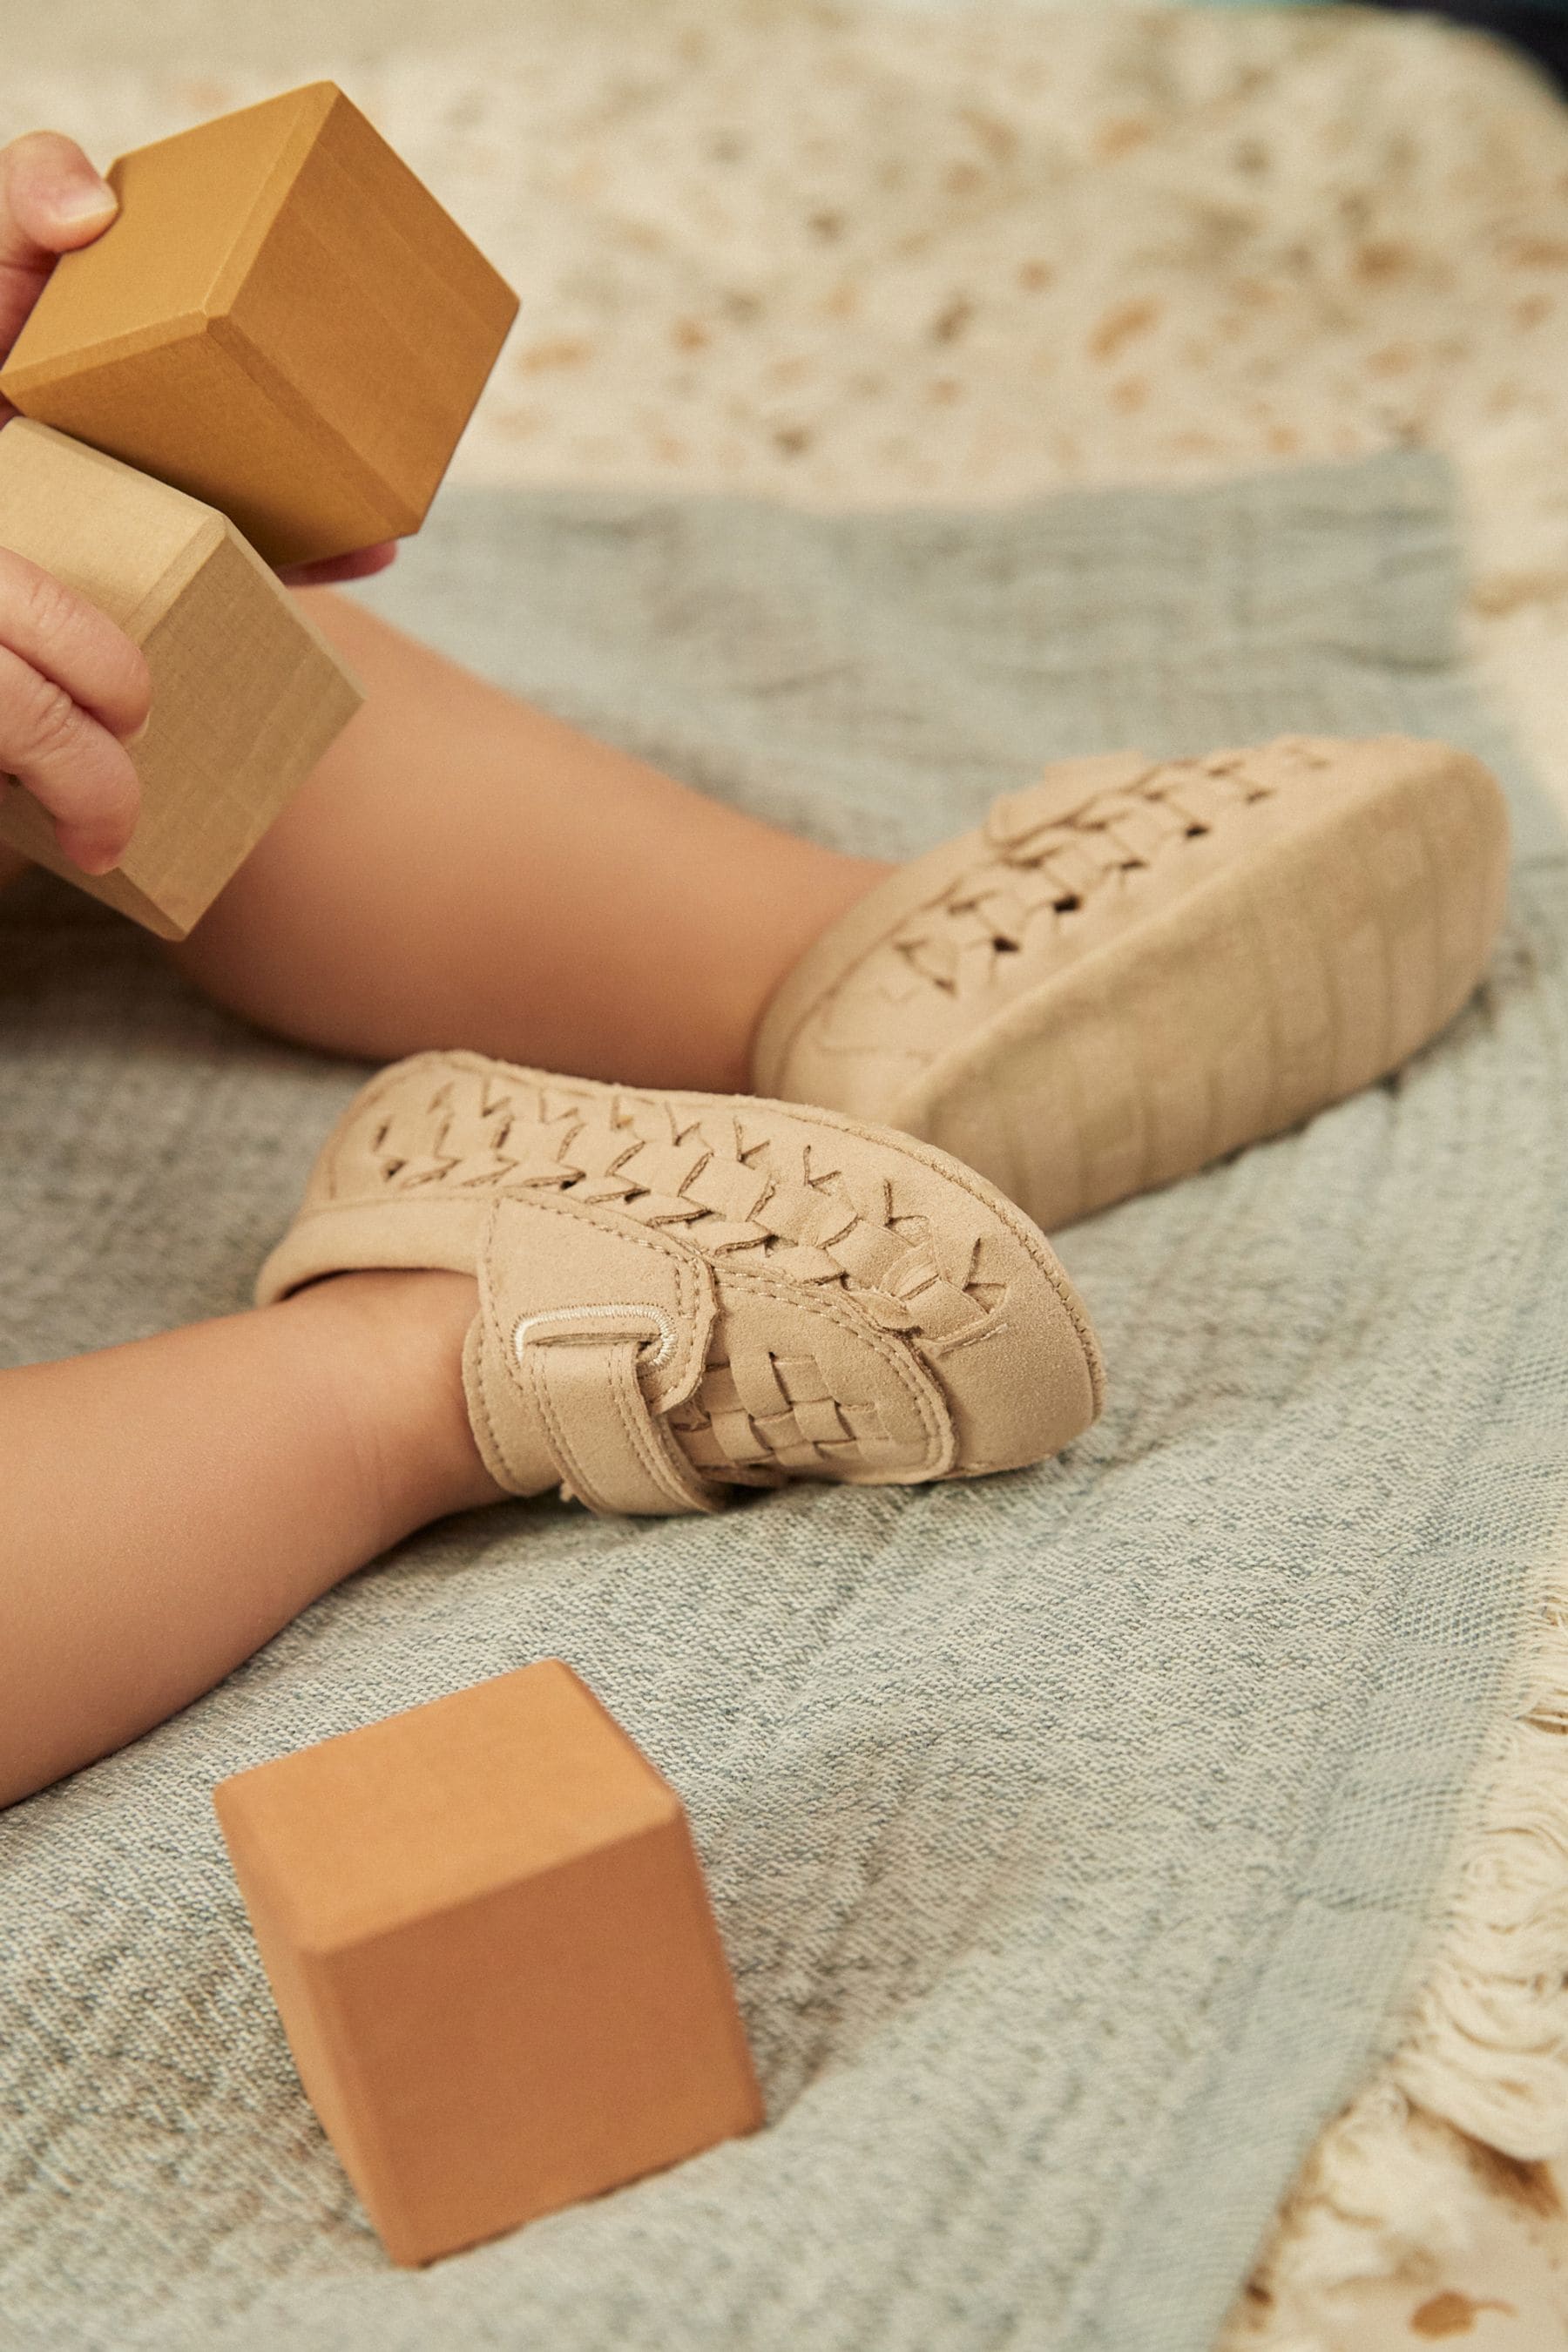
[0,547,151,740]
[0,640,141,874]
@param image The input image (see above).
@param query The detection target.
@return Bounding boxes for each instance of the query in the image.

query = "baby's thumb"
[0,132,116,271]
[0,134,116,370]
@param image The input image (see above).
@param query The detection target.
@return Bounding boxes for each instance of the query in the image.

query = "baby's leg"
[0,1270,497,1808]
[172,592,889,1091]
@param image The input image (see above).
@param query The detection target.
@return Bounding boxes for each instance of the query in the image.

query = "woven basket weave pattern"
[329,1065,1017,1483]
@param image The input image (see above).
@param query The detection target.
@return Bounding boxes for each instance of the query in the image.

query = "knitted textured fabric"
[2,455,1566,2352]
[256,1052,1103,1510]
[753,734,1510,1230]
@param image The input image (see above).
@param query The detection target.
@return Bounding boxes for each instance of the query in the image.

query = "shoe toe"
[720,1109,1104,1482]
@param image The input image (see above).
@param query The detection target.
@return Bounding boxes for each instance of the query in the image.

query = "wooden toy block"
[0,422,362,939]
[0,82,519,570]
[213,1661,764,2268]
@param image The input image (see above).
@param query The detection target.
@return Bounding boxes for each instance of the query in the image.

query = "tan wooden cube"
[0,422,362,939]
[0,82,519,570]
[213,1661,764,2268]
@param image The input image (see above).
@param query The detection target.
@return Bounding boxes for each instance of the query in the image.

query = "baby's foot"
[753,736,1509,1229]
[259,1054,1103,1517]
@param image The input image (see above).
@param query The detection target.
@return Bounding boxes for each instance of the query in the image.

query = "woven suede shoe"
[257,1051,1104,1515]
[752,735,1509,1231]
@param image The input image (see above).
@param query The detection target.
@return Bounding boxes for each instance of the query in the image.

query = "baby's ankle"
[282,1269,504,1534]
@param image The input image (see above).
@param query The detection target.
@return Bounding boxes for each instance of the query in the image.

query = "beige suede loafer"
[753,735,1509,1231]
[257,1051,1104,1515]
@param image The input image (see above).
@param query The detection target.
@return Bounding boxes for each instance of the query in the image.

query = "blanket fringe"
[1392,1577,1568,2158]
[1223,1552,1568,2345]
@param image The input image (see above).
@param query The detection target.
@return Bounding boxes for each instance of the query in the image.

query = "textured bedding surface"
[1,454,1565,2351]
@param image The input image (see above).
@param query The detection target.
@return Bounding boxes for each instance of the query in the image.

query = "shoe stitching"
[525,1339,599,1512]
[605,1340,677,1508]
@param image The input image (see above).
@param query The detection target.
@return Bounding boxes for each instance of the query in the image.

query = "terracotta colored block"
[0,422,362,939]
[213,1662,764,2268]
[0,82,519,569]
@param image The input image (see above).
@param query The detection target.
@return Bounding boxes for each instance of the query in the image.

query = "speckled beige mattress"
[5,5,1568,2345]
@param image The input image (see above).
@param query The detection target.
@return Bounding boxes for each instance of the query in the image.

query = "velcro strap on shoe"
[461,1192,726,1516]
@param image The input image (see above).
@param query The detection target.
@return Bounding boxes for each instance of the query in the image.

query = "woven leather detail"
[893,739,1328,1000]
[669,1349,896,1482]
[330,1064,1018,1486]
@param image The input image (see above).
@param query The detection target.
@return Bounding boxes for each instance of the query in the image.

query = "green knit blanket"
[2,453,1565,2350]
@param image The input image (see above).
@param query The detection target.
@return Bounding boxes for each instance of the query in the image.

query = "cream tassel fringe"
[1222,1563,1568,2347]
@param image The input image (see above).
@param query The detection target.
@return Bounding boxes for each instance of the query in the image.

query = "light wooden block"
[213,1661,764,2268]
[0,82,519,569]
[0,421,362,939]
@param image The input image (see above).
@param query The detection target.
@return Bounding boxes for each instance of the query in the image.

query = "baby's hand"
[1,133,400,608]
[0,132,391,875]
[0,135,147,871]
